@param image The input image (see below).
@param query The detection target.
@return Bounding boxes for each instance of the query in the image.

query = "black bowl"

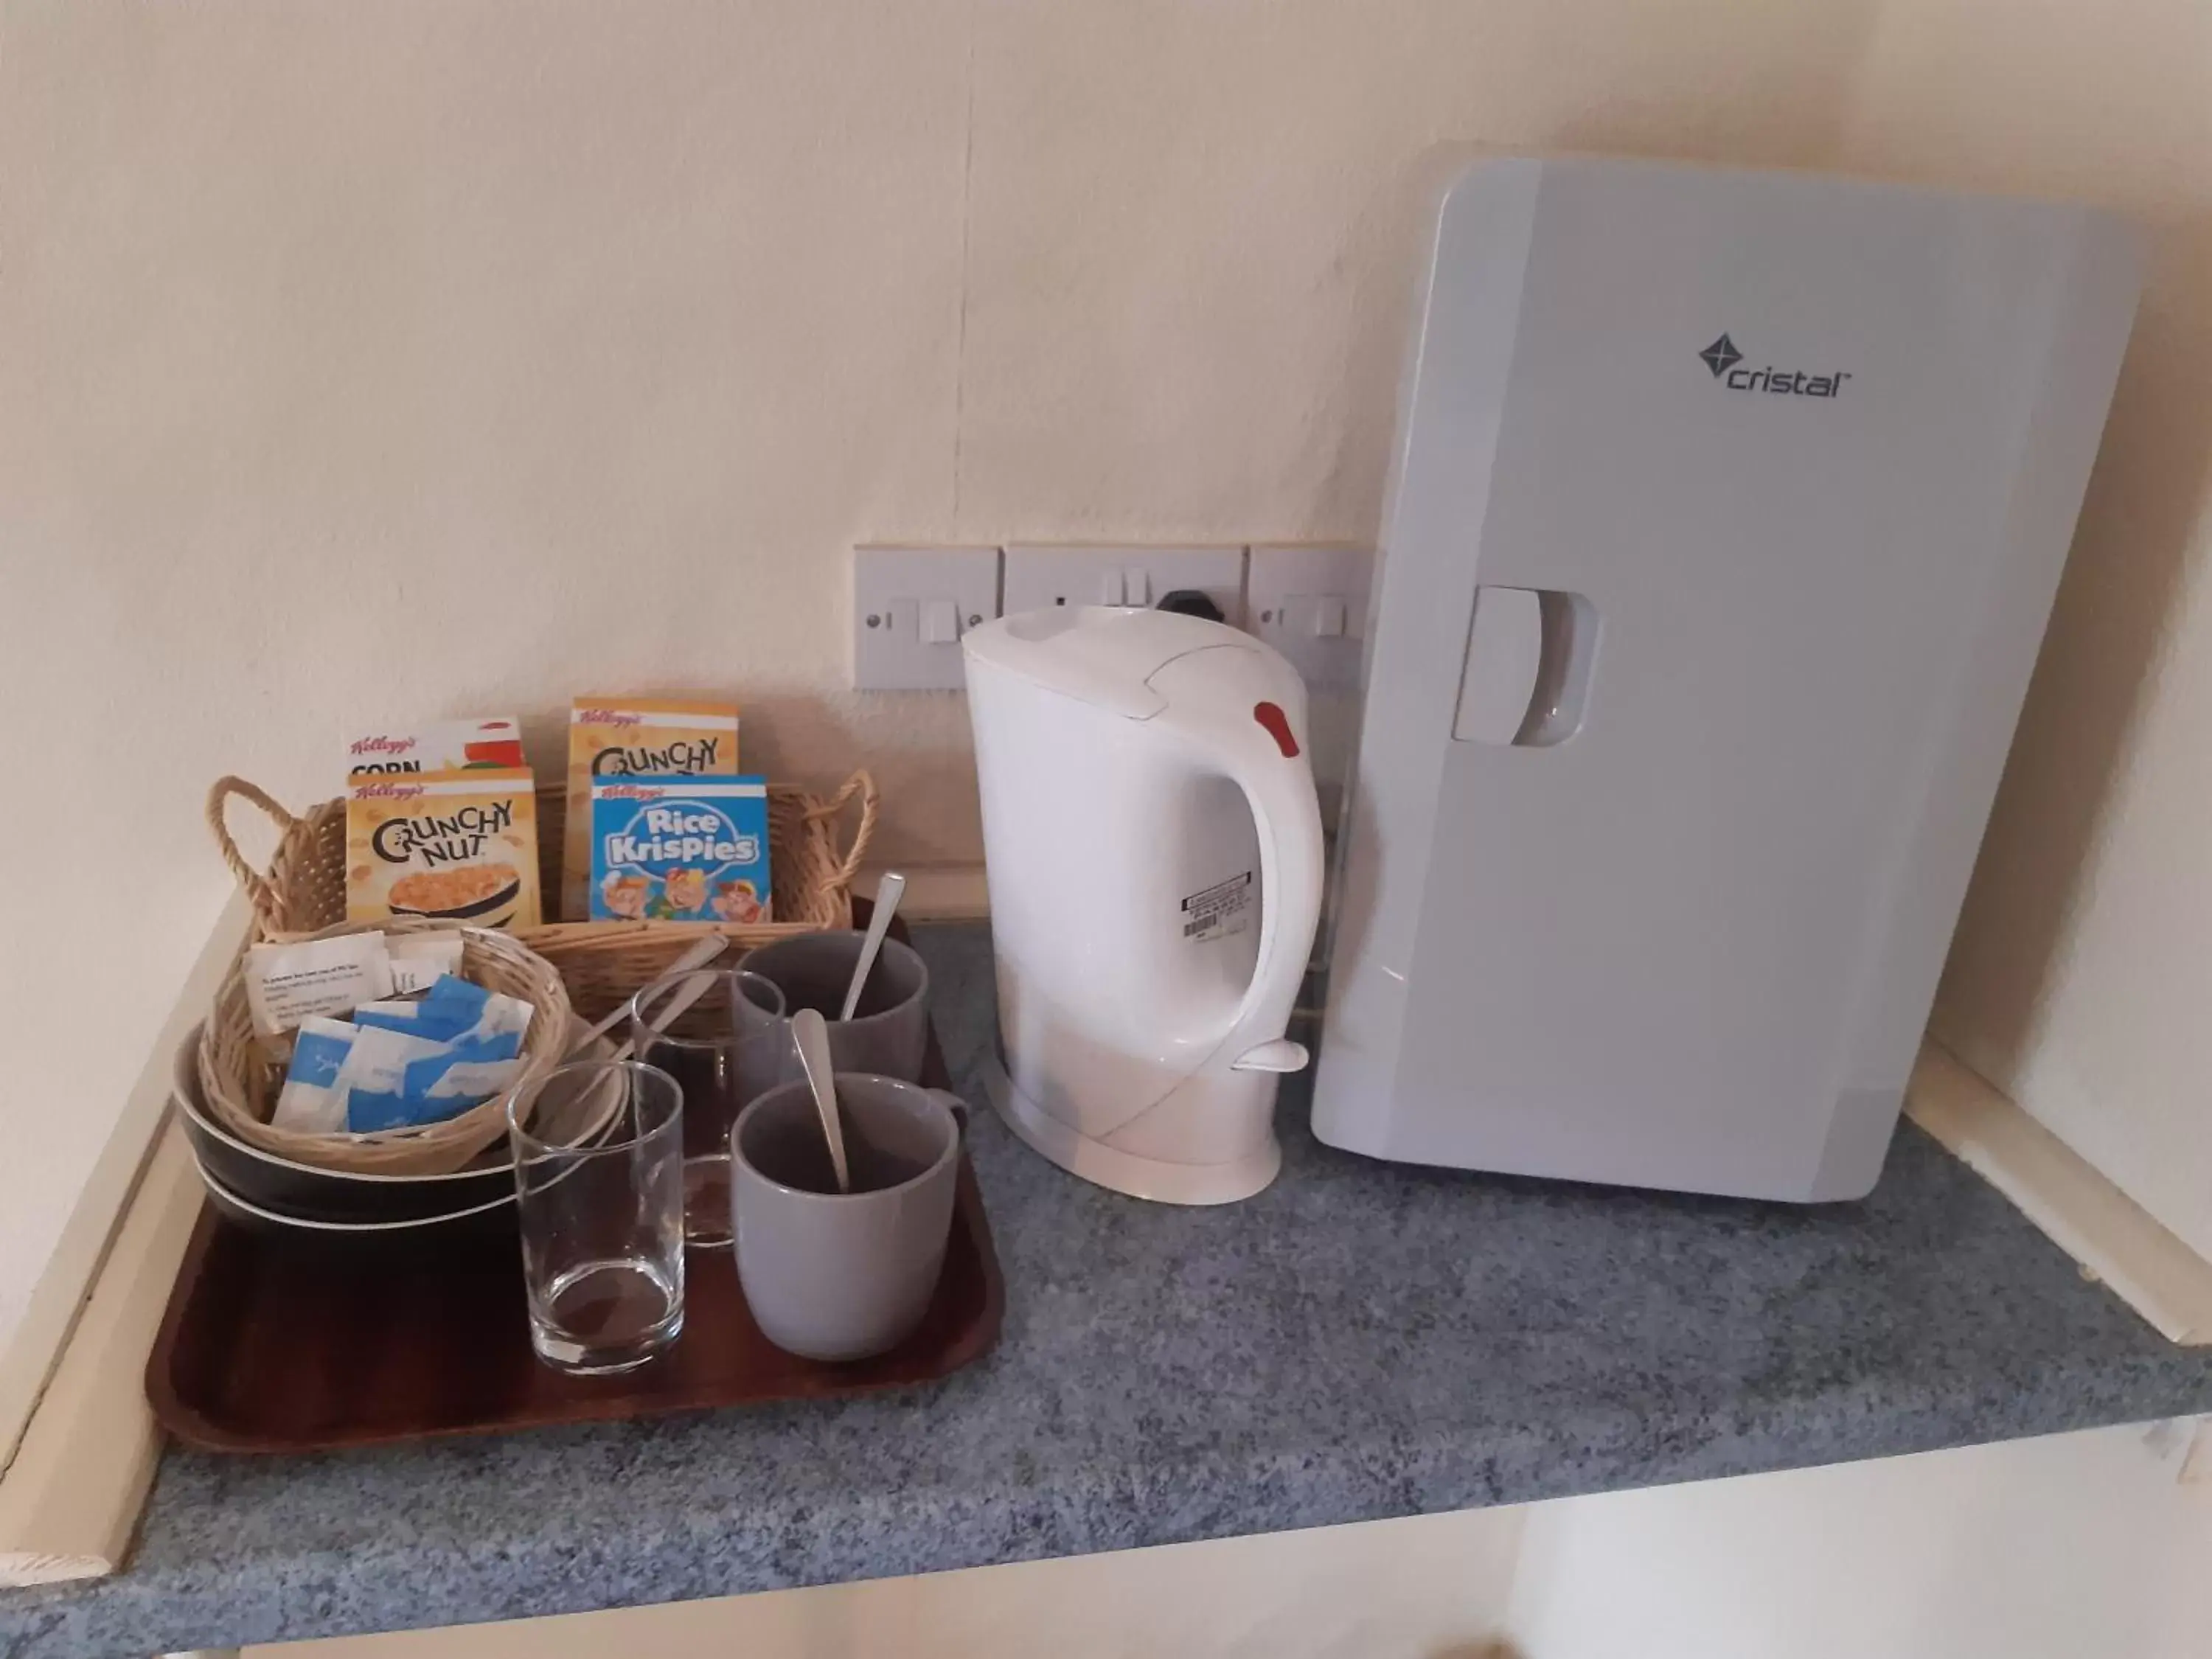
[175,1023,515,1225]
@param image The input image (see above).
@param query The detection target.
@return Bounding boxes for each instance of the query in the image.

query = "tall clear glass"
[629,967,795,1248]
[507,1060,684,1375]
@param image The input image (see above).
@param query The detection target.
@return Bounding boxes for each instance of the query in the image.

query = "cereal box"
[347,717,525,777]
[563,698,740,920]
[347,768,543,929]
[589,776,771,924]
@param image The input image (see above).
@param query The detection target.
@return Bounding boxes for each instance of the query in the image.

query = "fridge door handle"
[1453,585,1546,744]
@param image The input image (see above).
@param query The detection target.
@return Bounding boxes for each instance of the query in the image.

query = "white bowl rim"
[189,1152,517,1232]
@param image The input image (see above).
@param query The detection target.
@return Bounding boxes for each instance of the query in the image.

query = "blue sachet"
[351,1000,478,1043]
[271,1018,358,1135]
[340,985,535,1133]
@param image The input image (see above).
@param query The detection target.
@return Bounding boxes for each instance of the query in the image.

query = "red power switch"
[1253,700,1300,758]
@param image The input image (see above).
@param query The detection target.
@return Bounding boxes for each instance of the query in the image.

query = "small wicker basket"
[208,771,877,1022]
[197,919,574,1175]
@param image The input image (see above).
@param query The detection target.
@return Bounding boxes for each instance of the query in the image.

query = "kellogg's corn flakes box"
[347,768,543,929]
[589,776,771,925]
[564,698,740,920]
[347,717,525,777]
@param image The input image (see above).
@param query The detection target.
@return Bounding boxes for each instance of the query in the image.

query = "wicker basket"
[208,771,877,1021]
[197,919,575,1175]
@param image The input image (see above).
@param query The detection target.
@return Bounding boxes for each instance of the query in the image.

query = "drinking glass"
[507,1060,685,1375]
[629,968,795,1247]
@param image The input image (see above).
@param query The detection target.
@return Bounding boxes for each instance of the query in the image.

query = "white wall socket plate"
[1247,543,1371,689]
[1001,544,1246,627]
[852,545,1001,690]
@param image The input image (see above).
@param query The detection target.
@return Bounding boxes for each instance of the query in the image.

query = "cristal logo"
[1698,333,1851,399]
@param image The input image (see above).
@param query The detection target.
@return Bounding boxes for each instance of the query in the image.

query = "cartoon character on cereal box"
[712,880,765,925]
[589,776,772,925]
[600,872,652,921]
[655,867,709,919]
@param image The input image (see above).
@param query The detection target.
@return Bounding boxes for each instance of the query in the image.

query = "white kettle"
[963,606,1325,1204]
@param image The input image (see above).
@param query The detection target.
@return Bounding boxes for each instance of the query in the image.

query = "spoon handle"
[579,933,729,1062]
[791,1008,851,1193]
[838,872,907,1022]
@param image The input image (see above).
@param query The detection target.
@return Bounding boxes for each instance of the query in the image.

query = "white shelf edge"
[0,1126,204,1585]
[0,894,246,1475]
[0,893,245,1585]
[1907,1039,2212,1346]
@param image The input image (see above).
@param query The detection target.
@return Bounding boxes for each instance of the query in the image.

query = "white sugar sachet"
[454,990,535,1049]
[412,1055,525,1109]
[271,1018,361,1134]
[337,1025,457,1133]
[243,933,394,1038]
[386,931,465,995]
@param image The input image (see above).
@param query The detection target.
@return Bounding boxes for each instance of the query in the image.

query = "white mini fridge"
[1312,156,2143,1201]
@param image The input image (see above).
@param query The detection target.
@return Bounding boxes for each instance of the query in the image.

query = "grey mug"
[729,1073,964,1363]
[740,932,930,1082]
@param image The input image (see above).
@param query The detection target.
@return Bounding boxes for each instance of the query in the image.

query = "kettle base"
[981,1049,1281,1206]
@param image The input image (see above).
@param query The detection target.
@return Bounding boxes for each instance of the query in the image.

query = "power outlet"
[852,546,1001,690]
[1247,543,1371,689]
[1001,545,1246,626]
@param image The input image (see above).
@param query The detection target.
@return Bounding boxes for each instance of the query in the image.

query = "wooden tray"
[146,1031,1004,1454]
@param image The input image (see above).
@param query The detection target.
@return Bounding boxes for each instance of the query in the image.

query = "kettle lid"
[962,606,1252,719]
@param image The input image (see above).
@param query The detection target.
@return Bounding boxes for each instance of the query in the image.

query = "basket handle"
[805,770,879,888]
[206,776,299,935]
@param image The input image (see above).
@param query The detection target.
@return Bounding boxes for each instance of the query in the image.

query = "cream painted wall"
[1507,1424,2212,1659]
[0,0,1877,1338]
[1868,4,2212,1264]
[263,1506,1522,1659]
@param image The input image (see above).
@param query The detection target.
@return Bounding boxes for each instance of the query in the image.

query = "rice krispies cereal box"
[347,768,543,929]
[588,776,771,925]
[563,698,740,920]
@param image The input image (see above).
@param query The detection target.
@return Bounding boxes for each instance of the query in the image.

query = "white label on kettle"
[1181,872,1253,942]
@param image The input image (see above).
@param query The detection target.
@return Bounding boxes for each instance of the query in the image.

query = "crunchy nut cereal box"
[563,698,739,920]
[347,768,543,930]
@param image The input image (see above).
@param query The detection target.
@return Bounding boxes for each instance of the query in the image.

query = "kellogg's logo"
[352,781,428,801]
[578,709,640,727]
[350,735,417,757]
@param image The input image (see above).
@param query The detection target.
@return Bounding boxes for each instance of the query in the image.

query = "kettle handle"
[1211,705,1326,1073]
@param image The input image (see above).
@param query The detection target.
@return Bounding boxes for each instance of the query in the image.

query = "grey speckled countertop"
[11,922,2212,1657]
